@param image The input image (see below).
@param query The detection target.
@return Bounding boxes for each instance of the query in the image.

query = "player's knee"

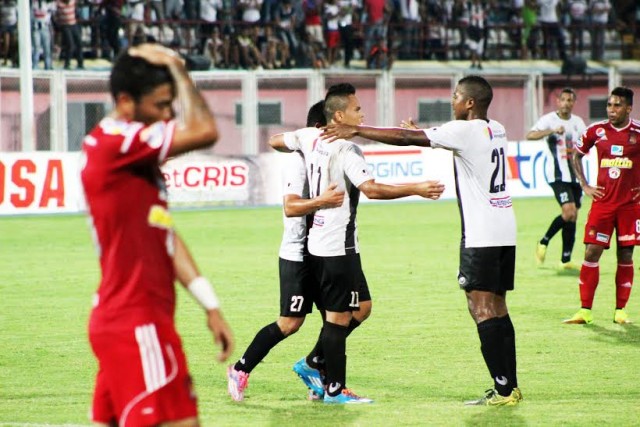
[561,205,578,222]
[277,317,305,336]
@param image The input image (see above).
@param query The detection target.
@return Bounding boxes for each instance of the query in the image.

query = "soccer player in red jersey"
[565,87,640,325]
[81,43,234,426]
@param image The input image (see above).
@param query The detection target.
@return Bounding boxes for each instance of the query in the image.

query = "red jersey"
[81,117,177,330]
[576,118,640,207]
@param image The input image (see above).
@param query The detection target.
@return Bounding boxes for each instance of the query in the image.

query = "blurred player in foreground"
[81,43,233,425]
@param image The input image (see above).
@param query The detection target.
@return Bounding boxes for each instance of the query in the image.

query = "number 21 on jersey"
[490,147,506,193]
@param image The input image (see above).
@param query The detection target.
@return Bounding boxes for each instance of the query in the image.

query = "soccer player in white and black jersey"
[322,76,522,406]
[269,83,445,404]
[527,87,586,271]
[226,101,345,401]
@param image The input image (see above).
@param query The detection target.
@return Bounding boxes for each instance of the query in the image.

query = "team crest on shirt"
[630,133,637,145]
[609,167,621,179]
[611,145,623,156]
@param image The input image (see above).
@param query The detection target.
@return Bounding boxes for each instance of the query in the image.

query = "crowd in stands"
[0,0,637,70]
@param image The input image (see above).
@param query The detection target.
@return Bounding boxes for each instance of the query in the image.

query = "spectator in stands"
[275,0,298,67]
[99,0,123,60]
[567,0,587,56]
[537,0,566,60]
[398,0,420,59]
[125,0,146,47]
[56,0,85,69]
[199,0,222,55]
[423,1,447,60]
[324,0,340,66]
[337,0,358,67]
[0,0,17,67]
[590,0,612,61]
[302,0,324,47]
[164,0,185,47]
[460,0,488,69]
[31,0,55,69]
[521,0,539,58]
[218,0,240,69]
[362,0,390,65]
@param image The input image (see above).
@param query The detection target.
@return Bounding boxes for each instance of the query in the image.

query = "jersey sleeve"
[424,120,467,151]
[281,152,307,197]
[575,124,595,155]
[118,120,176,166]
[529,114,550,132]
[342,144,374,188]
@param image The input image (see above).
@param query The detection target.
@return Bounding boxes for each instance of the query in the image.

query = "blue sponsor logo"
[367,161,423,178]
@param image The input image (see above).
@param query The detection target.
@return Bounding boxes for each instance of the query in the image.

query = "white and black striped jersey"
[279,152,309,262]
[530,112,586,183]
[284,127,374,257]
[425,119,517,248]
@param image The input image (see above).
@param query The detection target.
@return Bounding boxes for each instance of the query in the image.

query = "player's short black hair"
[560,87,577,99]
[458,75,493,110]
[307,100,326,127]
[324,83,356,122]
[611,87,634,106]
[110,48,174,103]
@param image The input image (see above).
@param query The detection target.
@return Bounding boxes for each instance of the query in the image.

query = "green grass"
[1,198,639,426]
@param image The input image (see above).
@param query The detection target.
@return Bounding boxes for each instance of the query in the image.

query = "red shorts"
[583,202,640,249]
[89,320,197,426]
[326,30,340,48]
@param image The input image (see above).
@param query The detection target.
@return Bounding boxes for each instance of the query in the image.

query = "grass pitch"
[1,197,638,426]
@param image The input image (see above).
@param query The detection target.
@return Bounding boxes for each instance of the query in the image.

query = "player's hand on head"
[417,180,445,200]
[206,309,234,362]
[319,182,345,208]
[128,43,185,67]
[400,117,418,130]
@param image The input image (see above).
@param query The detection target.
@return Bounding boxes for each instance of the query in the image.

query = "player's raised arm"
[284,183,345,217]
[129,43,219,157]
[322,123,431,147]
[173,233,234,362]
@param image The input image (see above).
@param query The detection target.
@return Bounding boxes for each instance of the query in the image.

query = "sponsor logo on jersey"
[595,232,610,243]
[618,234,636,242]
[485,126,493,140]
[611,145,624,156]
[313,214,325,227]
[576,138,583,148]
[489,196,513,208]
[609,167,621,179]
[596,127,606,137]
[600,157,632,169]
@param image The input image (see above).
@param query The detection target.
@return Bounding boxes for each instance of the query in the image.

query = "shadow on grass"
[236,401,364,427]
[587,323,640,347]
[463,406,527,427]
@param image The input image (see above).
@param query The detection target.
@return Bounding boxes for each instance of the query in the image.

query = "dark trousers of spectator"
[339,24,354,67]
[199,22,216,55]
[569,19,585,55]
[183,0,199,20]
[61,24,84,68]
[591,23,606,61]
[104,10,122,59]
[399,19,419,59]
[540,22,566,60]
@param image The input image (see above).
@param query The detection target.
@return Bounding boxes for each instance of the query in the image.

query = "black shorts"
[458,245,516,293]
[311,253,371,313]
[279,257,318,317]
[550,181,582,209]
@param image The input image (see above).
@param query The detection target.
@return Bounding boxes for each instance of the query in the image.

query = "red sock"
[579,261,599,308]
[615,263,634,309]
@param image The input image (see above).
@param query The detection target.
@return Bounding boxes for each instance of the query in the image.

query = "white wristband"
[187,276,220,310]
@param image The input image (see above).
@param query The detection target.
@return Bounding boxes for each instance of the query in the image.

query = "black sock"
[541,215,565,245]
[477,317,511,397]
[306,327,324,370]
[234,322,286,374]
[307,318,361,370]
[322,322,349,396]
[561,221,576,263]
[500,315,518,389]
